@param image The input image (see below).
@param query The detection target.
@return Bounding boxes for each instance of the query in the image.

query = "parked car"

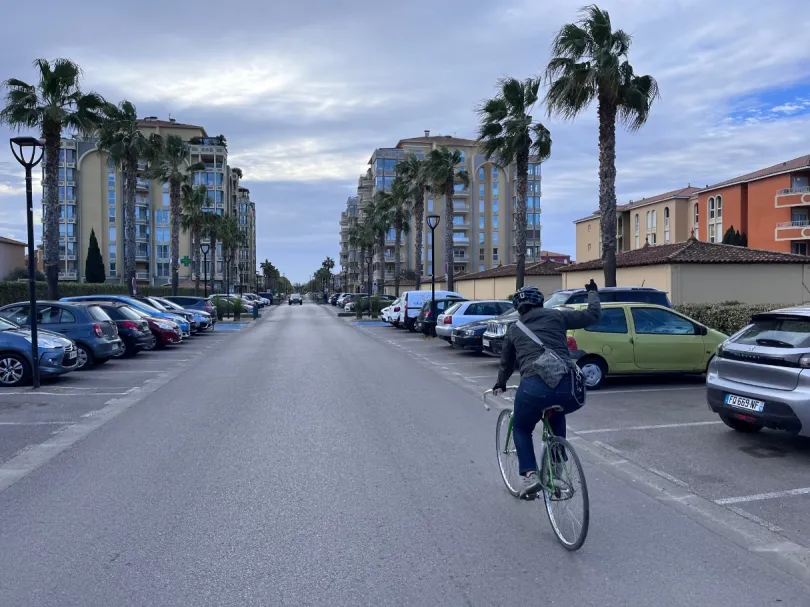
[256,292,274,305]
[436,300,513,341]
[150,296,213,331]
[336,293,352,307]
[342,293,368,311]
[400,290,464,332]
[707,306,810,437]
[417,297,468,336]
[329,293,341,306]
[209,294,254,315]
[452,309,517,353]
[62,295,192,338]
[241,293,265,307]
[289,293,303,305]
[355,294,396,314]
[0,301,124,370]
[544,286,671,309]
[0,316,78,386]
[135,296,199,333]
[127,308,182,348]
[91,302,155,357]
[382,298,401,323]
[163,295,217,319]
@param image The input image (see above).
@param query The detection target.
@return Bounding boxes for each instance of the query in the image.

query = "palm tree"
[478,77,552,290]
[396,155,428,290]
[218,215,244,295]
[322,256,335,293]
[545,4,659,286]
[180,184,207,293]
[347,221,374,293]
[97,100,159,295]
[366,192,396,295]
[1,58,106,298]
[386,178,411,296]
[425,147,469,291]
[202,212,222,292]
[150,134,205,295]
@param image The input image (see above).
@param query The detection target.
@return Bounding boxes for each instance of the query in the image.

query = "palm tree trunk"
[394,211,403,296]
[515,149,529,290]
[413,191,424,291]
[444,179,454,291]
[598,96,619,287]
[42,130,61,299]
[170,181,181,295]
[125,162,137,295]
[359,247,366,293]
[378,234,385,296]
[193,227,201,294]
[209,232,218,293]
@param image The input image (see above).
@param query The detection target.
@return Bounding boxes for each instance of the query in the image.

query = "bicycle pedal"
[520,492,539,501]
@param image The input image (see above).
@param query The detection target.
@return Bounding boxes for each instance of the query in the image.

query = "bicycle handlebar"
[482,385,520,411]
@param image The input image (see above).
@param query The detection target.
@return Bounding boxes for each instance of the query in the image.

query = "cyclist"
[493,280,601,498]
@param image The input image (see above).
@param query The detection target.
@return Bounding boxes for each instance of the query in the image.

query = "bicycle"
[483,386,590,551]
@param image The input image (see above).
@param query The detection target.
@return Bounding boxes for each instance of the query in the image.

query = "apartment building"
[339,196,360,288]
[692,154,810,255]
[340,131,544,292]
[235,186,257,289]
[574,186,700,262]
[45,117,254,288]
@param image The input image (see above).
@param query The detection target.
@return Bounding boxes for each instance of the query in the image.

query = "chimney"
[424,130,430,137]
[169,118,176,123]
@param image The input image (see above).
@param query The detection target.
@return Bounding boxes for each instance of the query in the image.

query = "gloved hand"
[585,279,598,292]
[492,382,506,395]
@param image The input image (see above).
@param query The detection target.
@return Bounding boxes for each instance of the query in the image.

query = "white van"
[400,290,464,331]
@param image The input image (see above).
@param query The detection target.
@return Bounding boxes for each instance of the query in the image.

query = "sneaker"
[519,472,542,499]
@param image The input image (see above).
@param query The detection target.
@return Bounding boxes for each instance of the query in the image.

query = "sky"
[1,1,810,283]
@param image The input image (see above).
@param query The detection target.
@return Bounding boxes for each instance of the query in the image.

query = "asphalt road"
[1,303,809,606]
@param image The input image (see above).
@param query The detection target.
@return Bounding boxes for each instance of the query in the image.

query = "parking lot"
[332,307,810,550]
[0,323,250,467]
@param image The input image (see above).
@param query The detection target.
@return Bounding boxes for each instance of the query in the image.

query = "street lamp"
[426,214,441,313]
[238,261,245,296]
[200,242,210,297]
[10,137,44,389]
[365,254,373,296]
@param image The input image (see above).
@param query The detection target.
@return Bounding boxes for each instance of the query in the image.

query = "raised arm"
[561,280,601,330]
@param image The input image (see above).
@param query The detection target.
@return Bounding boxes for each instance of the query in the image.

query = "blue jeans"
[513,374,572,475]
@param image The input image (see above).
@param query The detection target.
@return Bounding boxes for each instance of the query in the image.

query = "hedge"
[0,281,200,307]
[674,302,793,336]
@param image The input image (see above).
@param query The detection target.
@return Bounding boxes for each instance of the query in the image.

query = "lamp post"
[10,137,44,389]
[365,254,372,295]
[223,250,233,317]
[426,214,441,312]
[200,242,210,297]
[238,261,245,296]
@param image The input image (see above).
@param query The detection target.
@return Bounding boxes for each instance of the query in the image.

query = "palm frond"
[530,123,552,162]
[619,72,660,130]
[550,23,590,61]
[544,64,597,120]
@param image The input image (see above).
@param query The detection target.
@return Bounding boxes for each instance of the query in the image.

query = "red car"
[130,309,182,349]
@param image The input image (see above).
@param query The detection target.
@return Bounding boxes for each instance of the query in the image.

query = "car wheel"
[114,340,127,358]
[0,353,30,387]
[76,344,95,370]
[142,336,157,351]
[577,356,607,390]
[719,414,763,433]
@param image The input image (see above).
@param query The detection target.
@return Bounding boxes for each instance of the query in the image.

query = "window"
[136,224,150,239]
[136,242,150,257]
[492,247,499,261]
[493,215,499,228]
[59,186,75,201]
[479,199,484,214]
[707,196,722,243]
[427,232,432,245]
[492,166,499,179]
[479,248,485,261]
[58,167,75,181]
[427,199,434,212]
[479,264,485,272]
[157,245,170,258]
[664,207,670,243]
[59,223,75,237]
[588,244,592,251]
[493,199,499,213]
[479,217,485,229]
[454,183,466,193]
[709,197,715,219]
[428,249,432,261]
[163,192,170,206]
[588,224,591,232]
[453,215,465,225]
[492,183,499,196]
[646,211,651,230]
[157,263,170,277]
[454,248,466,258]
[108,172,115,187]
[478,167,484,181]
[453,231,467,241]
[492,232,499,244]
[652,210,657,230]
[792,242,809,255]
[478,232,485,244]
[584,308,628,334]
[634,213,640,248]
[631,308,696,335]
[478,184,485,198]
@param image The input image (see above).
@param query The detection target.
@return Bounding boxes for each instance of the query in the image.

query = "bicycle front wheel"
[495,409,521,497]
[541,436,589,551]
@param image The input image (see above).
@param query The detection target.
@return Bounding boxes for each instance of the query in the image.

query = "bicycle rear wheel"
[495,409,521,496]
[541,436,589,550]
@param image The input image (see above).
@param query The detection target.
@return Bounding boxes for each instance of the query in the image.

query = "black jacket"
[497,291,601,387]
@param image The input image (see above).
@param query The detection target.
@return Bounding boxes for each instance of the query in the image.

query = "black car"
[92,302,154,357]
[452,309,517,353]
[164,295,218,318]
[134,296,198,333]
[417,297,467,337]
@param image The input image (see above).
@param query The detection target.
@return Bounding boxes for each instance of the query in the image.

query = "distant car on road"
[0,316,77,386]
[707,306,810,437]
[435,300,513,341]
[289,293,303,305]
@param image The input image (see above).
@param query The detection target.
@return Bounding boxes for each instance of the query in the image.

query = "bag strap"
[515,320,545,348]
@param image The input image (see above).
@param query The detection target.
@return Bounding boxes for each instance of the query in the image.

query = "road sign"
[181,256,191,267]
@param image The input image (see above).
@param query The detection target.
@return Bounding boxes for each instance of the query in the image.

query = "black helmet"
[512,286,544,310]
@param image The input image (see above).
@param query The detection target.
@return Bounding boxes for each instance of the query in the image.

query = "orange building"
[693,155,810,255]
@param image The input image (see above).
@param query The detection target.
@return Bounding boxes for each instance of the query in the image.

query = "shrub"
[674,302,793,336]
[0,281,197,307]
[233,296,243,320]
[4,267,46,282]
[214,298,226,320]
[370,296,383,318]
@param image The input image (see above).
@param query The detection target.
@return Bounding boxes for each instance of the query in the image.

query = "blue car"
[0,316,78,386]
[61,295,191,338]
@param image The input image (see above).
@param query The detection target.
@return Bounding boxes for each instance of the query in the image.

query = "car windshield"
[146,298,169,311]
[128,300,161,315]
[157,299,182,311]
[0,317,18,330]
[86,306,113,322]
[733,317,810,348]
[444,302,463,315]
[117,306,144,321]
[544,292,571,308]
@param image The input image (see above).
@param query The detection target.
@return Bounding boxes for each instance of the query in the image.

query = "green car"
[564,303,727,389]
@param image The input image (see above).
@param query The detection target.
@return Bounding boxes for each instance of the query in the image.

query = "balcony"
[775,220,810,241]
[59,254,77,261]
[454,202,470,212]
[63,216,77,223]
[452,221,471,229]
[136,253,150,261]
[135,178,150,190]
[190,144,227,156]
[136,272,150,280]
[453,255,471,263]
[58,270,78,280]
[775,187,810,208]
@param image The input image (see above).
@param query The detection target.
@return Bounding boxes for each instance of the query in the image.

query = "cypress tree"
[85,228,106,283]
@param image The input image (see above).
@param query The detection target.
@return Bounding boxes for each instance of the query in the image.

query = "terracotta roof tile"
[0,235,27,247]
[561,239,810,272]
[455,261,564,281]
[137,119,204,131]
[396,135,479,148]
[574,186,698,223]
[700,154,810,192]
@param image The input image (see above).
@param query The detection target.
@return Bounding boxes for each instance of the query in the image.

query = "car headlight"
[155,321,174,330]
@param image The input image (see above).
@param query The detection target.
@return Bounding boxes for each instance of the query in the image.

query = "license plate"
[483,339,490,348]
[451,335,456,343]
[66,351,76,360]
[725,394,765,413]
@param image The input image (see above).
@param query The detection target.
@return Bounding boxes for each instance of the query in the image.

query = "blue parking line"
[355,321,390,327]
[214,322,249,331]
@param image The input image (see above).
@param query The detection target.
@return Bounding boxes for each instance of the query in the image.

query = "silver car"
[706,306,810,437]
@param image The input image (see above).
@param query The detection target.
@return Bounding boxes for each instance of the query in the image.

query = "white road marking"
[592,440,624,456]
[466,375,494,379]
[86,370,165,374]
[0,421,73,426]
[714,487,810,505]
[575,421,723,434]
[591,386,705,395]
[0,391,129,396]
[648,468,689,487]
